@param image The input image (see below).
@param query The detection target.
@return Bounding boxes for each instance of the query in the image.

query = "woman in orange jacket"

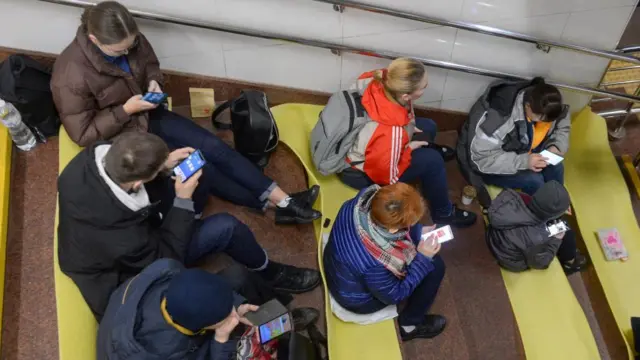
[341,58,476,227]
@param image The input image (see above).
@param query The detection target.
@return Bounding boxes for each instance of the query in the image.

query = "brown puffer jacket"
[51,27,164,146]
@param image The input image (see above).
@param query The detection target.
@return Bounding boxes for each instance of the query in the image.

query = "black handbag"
[211,90,279,170]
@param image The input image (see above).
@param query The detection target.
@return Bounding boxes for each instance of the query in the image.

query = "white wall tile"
[342,8,437,39]
[461,0,636,23]
[343,26,457,61]
[442,71,494,100]
[441,97,477,112]
[215,0,342,41]
[547,49,610,86]
[561,6,635,50]
[0,0,82,54]
[224,44,342,93]
[355,0,466,20]
[421,101,442,109]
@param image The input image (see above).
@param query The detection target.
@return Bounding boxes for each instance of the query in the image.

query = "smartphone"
[244,299,292,344]
[173,150,206,182]
[547,220,569,237]
[142,92,168,104]
[539,150,564,166]
[421,225,454,244]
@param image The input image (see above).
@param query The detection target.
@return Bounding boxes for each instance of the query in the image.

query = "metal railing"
[39,0,640,106]
[315,0,640,65]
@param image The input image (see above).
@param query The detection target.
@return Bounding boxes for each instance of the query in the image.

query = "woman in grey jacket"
[458,78,570,196]
[486,181,587,275]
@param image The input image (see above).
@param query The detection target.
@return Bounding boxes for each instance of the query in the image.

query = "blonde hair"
[373,58,426,99]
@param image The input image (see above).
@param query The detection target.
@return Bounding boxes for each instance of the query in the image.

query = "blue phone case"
[173,150,206,182]
[142,92,168,104]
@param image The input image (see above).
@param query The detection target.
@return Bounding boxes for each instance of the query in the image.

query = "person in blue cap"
[97,258,319,360]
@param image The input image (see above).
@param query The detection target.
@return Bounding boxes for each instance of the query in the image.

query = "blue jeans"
[148,108,276,212]
[186,213,268,269]
[398,118,453,218]
[482,163,565,195]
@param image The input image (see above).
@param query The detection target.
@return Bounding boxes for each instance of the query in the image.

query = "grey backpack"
[311,91,369,175]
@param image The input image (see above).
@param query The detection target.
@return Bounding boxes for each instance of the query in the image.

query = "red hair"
[370,183,425,229]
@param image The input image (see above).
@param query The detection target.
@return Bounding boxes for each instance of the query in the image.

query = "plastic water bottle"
[0,99,36,151]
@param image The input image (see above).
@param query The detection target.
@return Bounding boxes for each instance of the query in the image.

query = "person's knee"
[519,173,545,193]
[412,148,445,172]
[430,255,446,281]
[200,213,244,241]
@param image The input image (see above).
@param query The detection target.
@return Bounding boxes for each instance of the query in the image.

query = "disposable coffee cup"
[462,185,477,205]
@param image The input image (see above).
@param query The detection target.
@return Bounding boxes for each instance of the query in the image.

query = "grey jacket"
[486,189,561,272]
[458,79,570,174]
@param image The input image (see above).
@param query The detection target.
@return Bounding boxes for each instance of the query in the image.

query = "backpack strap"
[210,100,232,130]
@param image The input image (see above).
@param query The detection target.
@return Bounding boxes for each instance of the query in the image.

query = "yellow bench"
[270,104,403,360]
[0,128,12,348]
[54,128,96,360]
[483,184,599,360]
[565,107,640,358]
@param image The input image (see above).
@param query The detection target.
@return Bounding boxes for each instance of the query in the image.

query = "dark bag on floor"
[211,90,279,170]
[0,54,60,141]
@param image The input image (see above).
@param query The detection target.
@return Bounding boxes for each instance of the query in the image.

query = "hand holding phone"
[244,299,292,344]
[173,150,206,182]
[540,149,564,166]
[421,225,454,244]
[142,92,168,104]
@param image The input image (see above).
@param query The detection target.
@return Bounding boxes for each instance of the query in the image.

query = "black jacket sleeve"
[524,236,562,270]
[155,197,196,262]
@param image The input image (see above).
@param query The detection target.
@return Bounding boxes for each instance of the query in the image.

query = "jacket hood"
[103,259,185,359]
[58,143,151,227]
[360,75,412,127]
[487,189,541,229]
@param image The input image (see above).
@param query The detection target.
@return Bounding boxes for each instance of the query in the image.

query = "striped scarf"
[354,185,417,278]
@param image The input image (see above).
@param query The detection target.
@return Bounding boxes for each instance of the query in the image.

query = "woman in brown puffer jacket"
[51,0,320,224]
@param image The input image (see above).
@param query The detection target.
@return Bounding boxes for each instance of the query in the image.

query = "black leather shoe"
[291,185,320,208]
[275,198,322,225]
[400,315,447,341]
[292,307,320,331]
[432,206,477,228]
[268,263,321,294]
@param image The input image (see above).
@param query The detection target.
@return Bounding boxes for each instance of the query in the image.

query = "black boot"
[561,250,588,275]
[432,205,477,228]
[292,307,320,331]
[275,197,322,225]
[266,263,321,294]
[290,185,320,208]
[400,315,447,341]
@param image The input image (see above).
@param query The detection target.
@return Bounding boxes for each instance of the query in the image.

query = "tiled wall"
[1,0,638,112]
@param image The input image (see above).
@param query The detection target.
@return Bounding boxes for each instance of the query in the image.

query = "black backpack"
[211,90,279,170]
[0,54,60,142]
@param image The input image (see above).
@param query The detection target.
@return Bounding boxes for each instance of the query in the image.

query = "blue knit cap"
[165,269,235,332]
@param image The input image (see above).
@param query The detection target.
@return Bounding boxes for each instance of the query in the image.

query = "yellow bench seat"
[270,104,403,360]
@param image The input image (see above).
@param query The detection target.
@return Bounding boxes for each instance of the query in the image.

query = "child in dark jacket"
[486,180,587,274]
[323,183,446,341]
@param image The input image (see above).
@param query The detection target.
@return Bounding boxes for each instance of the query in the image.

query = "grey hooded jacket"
[457,79,570,207]
[486,189,562,272]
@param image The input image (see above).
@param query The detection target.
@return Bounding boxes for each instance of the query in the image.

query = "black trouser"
[218,263,293,306]
[556,228,578,263]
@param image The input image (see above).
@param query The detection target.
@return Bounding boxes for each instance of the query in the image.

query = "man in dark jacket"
[98,258,311,360]
[486,181,587,274]
[58,132,320,319]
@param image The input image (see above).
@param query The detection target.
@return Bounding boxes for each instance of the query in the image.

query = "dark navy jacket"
[97,259,240,360]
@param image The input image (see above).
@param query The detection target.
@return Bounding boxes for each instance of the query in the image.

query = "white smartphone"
[547,220,569,237]
[540,150,564,166]
[421,225,454,244]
